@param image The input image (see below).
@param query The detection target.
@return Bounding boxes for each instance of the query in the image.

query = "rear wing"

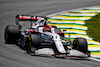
[16,15,48,25]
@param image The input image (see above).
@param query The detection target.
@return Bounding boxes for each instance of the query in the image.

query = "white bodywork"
[35,48,55,55]
[43,32,66,54]
[37,26,66,54]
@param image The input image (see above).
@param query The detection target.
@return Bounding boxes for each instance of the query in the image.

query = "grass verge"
[85,14,100,42]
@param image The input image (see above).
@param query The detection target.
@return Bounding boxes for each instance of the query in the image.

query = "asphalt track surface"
[1,0,100,67]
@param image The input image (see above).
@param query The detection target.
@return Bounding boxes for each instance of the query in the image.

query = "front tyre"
[26,34,41,54]
[72,38,88,54]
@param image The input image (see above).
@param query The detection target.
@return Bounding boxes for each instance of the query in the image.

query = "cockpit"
[36,25,61,33]
[43,27,51,32]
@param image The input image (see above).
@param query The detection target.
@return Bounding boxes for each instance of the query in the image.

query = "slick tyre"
[31,34,41,48]
[73,38,88,54]
[26,34,41,54]
[4,25,20,43]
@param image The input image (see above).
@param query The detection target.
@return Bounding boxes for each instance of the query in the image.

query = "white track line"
[89,57,100,62]
[47,5,100,17]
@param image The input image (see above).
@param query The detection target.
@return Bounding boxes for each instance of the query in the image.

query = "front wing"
[30,48,90,58]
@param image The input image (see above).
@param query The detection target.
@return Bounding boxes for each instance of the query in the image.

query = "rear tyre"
[72,38,88,54]
[26,34,41,54]
[4,25,20,43]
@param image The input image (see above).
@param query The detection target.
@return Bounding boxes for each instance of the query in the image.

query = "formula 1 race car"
[4,15,90,58]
